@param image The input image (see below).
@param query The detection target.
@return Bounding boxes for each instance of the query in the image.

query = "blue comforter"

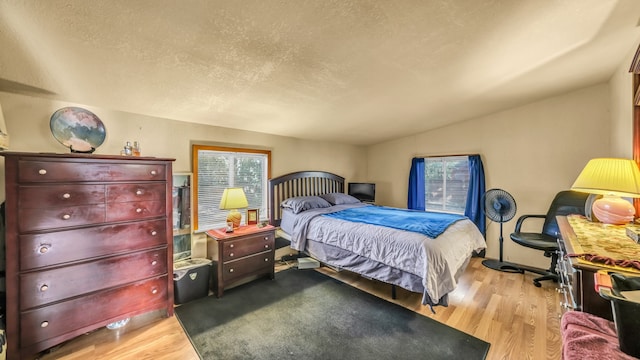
[323,205,466,238]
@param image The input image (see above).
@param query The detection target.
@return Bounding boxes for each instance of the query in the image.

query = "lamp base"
[226,209,242,228]
[592,195,635,225]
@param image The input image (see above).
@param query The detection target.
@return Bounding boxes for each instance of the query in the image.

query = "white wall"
[0,92,368,257]
[367,83,612,268]
[610,45,637,159]
[1,46,638,269]
[0,93,367,178]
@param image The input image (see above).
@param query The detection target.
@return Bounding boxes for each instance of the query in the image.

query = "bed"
[269,171,486,309]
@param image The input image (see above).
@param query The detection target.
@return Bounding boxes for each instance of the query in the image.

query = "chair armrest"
[513,214,546,232]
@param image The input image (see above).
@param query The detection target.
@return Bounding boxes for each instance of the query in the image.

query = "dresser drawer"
[19,204,106,232]
[18,160,108,182]
[18,160,168,182]
[222,232,275,262]
[20,248,167,310]
[107,183,166,202]
[105,163,168,181]
[20,219,168,270]
[106,200,166,222]
[20,275,168,348]
[19,184,106,208]
[221,251,273,283]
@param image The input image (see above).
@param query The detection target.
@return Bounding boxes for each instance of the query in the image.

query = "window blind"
[196,149,268,230]
[424,156,470,214]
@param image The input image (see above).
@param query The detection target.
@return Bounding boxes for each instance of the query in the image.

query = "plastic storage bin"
[599,272,640,358]
[173,258,212,305]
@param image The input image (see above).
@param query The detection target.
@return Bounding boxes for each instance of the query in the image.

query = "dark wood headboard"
[269,171,344,226]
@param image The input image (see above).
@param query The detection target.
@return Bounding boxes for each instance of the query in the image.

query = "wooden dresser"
[1,152,175,359]
[206,225,275,297]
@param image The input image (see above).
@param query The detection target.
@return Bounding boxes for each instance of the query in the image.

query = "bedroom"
[1,1,640,359]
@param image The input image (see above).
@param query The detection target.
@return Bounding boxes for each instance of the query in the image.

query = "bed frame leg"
[391,285,396,299]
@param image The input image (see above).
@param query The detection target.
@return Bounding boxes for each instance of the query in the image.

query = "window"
[424,156,470,214]
[192,145,271,231]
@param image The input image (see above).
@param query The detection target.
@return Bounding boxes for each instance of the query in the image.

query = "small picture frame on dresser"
[247,209,258,225]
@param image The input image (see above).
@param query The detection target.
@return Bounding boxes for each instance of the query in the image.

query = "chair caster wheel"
[533,281,541,288]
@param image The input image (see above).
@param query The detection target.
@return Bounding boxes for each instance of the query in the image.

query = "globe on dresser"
[50,107,106,153]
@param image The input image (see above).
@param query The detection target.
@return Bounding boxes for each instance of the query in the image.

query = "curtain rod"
[414,153,480,158]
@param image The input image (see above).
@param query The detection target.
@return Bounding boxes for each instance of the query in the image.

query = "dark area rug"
[274,236,290,250]
[175,268,490,360]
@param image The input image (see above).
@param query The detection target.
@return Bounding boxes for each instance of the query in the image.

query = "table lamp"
[219,187,249,229]
[571,158,640,225]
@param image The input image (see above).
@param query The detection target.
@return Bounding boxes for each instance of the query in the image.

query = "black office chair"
[509,190,589,287]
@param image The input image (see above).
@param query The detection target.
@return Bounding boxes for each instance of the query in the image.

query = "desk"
[557,215,640,320]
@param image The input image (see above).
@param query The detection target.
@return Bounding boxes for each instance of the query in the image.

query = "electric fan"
[482,188,522,273]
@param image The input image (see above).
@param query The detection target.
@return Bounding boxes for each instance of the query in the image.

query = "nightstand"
[206,225,276,297]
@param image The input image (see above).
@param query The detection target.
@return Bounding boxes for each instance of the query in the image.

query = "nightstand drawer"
[221,251,274,282]
[222,233,275,262]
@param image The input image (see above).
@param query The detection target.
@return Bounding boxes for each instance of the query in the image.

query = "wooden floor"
[38,257,563,360]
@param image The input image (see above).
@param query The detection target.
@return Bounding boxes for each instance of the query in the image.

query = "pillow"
[319,193,361,205]
[280,196,332,214]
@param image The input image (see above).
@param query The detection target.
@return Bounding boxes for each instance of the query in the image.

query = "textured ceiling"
[1,0,640,145]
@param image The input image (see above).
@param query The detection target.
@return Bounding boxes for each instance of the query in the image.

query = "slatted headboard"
[269,171,344,226]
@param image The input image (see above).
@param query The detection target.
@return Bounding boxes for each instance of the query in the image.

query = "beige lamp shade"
[571,158,640,225]
[219,187,249,228]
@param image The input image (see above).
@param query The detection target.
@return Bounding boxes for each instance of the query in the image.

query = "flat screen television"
[348,182,375,203]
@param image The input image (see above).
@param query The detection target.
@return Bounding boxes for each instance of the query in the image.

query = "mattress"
[280,204,486,306]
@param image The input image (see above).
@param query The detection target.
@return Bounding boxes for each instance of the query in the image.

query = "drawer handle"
[560,302,574,310]
[264,244,269,249]
[62,214,71,220]
[62,193,71,199]
[230,253,234,257]
[39,245,50,254]
[150,170,157,175]
[229,268,234,273]
[230,244,234,248]
[264,258,269,262]
[151,260,158,266]
[151,288,158,294]
[136,208,142,213]
[41,321,49,328]
[40,284,49,292]
[151,230,157,236]
[38,169,47,175]
[136,190,143,195]
[264,236,269,240]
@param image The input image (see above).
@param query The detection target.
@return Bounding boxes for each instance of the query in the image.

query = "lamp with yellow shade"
[571,158,640,225]
[219,187,249,229]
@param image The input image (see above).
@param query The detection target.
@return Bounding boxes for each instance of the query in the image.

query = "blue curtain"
[464,155,486,238]
[407,157,425,210]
